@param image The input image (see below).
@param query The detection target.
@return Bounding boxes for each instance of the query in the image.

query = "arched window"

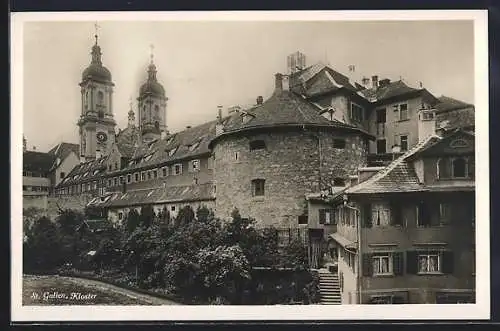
[437,158,451,180]
[97,91,104,105]
[154,105,160,119]
[84,91,89,108]
[452,157,467,178]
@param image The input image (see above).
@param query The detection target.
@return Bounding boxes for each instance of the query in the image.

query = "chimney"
[275,73,283,92]
[256,96,263,105]
[379,78,391,88]
[216,105,224,135]
[371,75,379,89]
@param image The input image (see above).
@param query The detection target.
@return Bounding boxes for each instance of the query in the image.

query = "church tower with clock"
[77,27,116,162]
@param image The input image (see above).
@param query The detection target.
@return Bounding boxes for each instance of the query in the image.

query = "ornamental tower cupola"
[78,23,116,162]
[137,44,168,143]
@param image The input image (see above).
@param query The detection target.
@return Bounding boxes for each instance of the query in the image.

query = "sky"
[22,20,475,152]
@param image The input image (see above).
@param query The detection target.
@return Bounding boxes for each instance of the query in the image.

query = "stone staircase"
[318,269,341,305]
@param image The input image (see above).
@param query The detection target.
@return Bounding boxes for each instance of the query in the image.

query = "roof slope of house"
[435,95,474,113]
[58,156,108,187]
[48,142,80,160]
[115,126,140,158]
[346,134,442,194]
[87,182,215,208]
[23,151,57,174]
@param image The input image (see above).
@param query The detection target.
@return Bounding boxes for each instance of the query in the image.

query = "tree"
[84,205,103,218]
[126,209,141,233]
[24,216,61,272]
[175,205,195,227]
[56,209,84,235]
[139,204,155,228]
[196,205,214,223]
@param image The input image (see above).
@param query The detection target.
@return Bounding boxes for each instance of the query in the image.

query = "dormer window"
[167,146,178,157]
[249,140,266,151]
[144,154,153,162]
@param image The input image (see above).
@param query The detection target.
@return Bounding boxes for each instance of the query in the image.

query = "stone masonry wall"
[213,129,368,228]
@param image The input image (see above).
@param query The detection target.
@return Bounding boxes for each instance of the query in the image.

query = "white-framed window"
[108,179,112,187]
[141,172,146,181]
[319,209,336,225]
[153,169,158,179]
[191,159,200,172]
[207,156,215,170]
[167,146,178,157]
[162,167,168,177]
[350,102,364,122]
[372,254,393,276]
[418,253,441,274]
[394,103,409,121]
[113,177,118,186]
[372,203,391,226]
[119,176,124,184]
[127,174,131,183]
[134,173,139,182]
[233,152,240,161]
[174,163,183,175]
[147,171,152,180]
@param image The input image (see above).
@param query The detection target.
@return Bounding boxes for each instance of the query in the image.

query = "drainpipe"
[343,196,362,304]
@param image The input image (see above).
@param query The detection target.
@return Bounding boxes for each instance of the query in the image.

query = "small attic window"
[188,140,201,152]
[93,169,99,175]
[167,146,178,157]
[450,139,469,149]
[165,135,175,145]
[144,154,153,162]
[249,140,266,151]
[333,177,346,186]
[83,171,89,177]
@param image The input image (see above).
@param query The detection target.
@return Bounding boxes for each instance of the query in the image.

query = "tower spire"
[150,44,155,65]
[94,22,100,45]
[128,96,136,128]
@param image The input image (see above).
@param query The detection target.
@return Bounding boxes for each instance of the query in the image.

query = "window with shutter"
[362,253,373,277]
[417,202,431,227]
[406,251,418,274]
[372,254,393,276]
[319,209,326,224]
[391,202,402,226]
[363,204,372,228]
[417,251,442,274]
[442,251,454,274]
[393,252,404,275]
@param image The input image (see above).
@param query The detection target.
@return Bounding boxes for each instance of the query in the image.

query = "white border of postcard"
[11,10,490,321]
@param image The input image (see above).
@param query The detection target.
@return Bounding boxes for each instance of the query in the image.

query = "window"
[154,105,159,118]
[135,173,139,182]
[114,177,118,186]
[439,203,451,225]
[108,179,112,187]
[376,139,386,154]
[191,159,200,172]
[252,179,265,196]
[421,111,435,121]
[97,91,104,105]
[333,177,345,187]
[174,164,183,175]
[233,152,240,161]
[394,104,409,121]
[147,171,152,180]
[153,170,158,179]
[372,203,390,226]
[127,174,131,183]
[249,140,266,151]
[400,135,408,152]
[376,108,387,123]
[373,255,393,276]
[418,253,441,274]
[189,140,201,152]
[351,102,364,122]
[319,209,336,225]
[119,176,124,184]
[416,201,431,227]
[115,162,119,170]
[437,158,450,180]
[60,172,65,179]
[171,205,176,212]
[108,165,112,171]
[162,167,168,177]
[167,147,178,157]
[452,157,467,178]
[298,215,308,225]
[333,139,346,149]
[118,212,123,220]
[450,139,469,148]
[141,172,145,181]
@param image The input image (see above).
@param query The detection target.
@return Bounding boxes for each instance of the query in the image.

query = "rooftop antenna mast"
[94,22,100,44]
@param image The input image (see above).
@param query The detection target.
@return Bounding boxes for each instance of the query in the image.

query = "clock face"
[96,132,108,143]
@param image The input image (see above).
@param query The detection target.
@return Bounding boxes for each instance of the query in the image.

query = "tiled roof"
[123,120,217,172]
[358,80,421,102]
[87,182,215,208]
[346,134,442,194]
[48,142,80,160]
[436,106,475,132]
[218,90,366,136]
[291,63,358,96]
[435,95,474,114]
[23,151,56,174]
[115,126,140,158]
[57,156,108,187]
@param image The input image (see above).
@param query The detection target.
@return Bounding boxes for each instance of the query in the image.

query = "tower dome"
[81,37,112,83]
[139,62,165,97]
